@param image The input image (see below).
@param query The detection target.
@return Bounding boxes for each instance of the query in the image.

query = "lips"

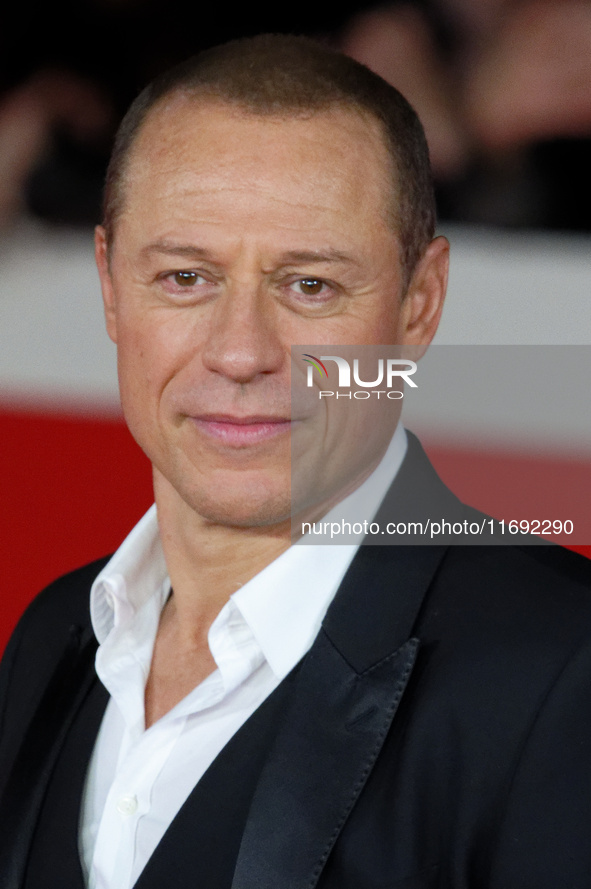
[191,414,292,446]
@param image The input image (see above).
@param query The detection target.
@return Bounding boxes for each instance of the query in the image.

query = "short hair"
[103,33,436,287]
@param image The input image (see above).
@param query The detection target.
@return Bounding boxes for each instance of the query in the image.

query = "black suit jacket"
[2,433,591,889]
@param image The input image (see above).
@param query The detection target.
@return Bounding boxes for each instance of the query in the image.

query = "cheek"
[364,295,404,343]
[311,289,403,346]
[115,321,174,466]
[116,307,185,381]
[315,314,402,348]
[115,314,170,427]
[115,309,212,435]
[116,318,151,386]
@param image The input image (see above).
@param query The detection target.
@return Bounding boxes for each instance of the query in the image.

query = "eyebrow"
[139,241,359,267]
[275,249,358,266]
[140,242,212,261]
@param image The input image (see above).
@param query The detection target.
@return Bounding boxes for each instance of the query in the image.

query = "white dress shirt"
[79,425,407,889]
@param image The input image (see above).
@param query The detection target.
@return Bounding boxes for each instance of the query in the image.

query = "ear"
[398,235,449,351]
[94,225,118,344]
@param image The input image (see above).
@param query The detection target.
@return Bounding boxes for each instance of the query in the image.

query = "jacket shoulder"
[428,543,591,632]
[0,557,110,744]
[15,555,111,637]
[416,544,591,711]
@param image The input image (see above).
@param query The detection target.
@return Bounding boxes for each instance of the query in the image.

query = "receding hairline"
[101,34,436,285]
[115,89,400,232]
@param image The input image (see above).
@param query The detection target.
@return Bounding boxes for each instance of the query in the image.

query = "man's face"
[96,97,447,529]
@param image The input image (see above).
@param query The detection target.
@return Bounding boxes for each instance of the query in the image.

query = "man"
[1,34,591,889]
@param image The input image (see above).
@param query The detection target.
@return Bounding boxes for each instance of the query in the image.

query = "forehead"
[119,96,395,241]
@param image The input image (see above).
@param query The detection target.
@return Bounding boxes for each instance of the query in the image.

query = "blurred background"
[1,0,590,651]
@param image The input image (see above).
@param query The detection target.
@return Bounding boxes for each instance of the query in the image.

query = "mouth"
[191,414,292,447]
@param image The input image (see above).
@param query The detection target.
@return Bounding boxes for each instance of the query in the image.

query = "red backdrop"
[1,408,153,652]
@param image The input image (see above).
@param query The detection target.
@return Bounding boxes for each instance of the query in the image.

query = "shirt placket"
[90,715,186,889]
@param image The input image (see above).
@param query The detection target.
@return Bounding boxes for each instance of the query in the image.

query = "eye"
[158,269,216,303]
[290,278,329,297]
[160,269,212,292]
[172,271,204,287]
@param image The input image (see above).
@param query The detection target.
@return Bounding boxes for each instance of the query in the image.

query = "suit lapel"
[0,626,99,889]
[232,541,448,889]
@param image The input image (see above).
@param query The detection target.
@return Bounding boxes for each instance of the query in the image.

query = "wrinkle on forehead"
[121,96,397,234]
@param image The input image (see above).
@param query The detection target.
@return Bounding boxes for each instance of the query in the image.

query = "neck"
[154,474,292,642]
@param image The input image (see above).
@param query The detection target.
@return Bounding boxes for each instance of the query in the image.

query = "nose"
[201,280,285,384]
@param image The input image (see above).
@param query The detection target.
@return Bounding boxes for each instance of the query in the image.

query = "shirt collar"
[90,504,169,645]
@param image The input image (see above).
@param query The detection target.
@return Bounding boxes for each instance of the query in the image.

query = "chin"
[187,482,293,530]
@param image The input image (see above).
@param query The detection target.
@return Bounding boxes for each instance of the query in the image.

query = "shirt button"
[116,794,138,816]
